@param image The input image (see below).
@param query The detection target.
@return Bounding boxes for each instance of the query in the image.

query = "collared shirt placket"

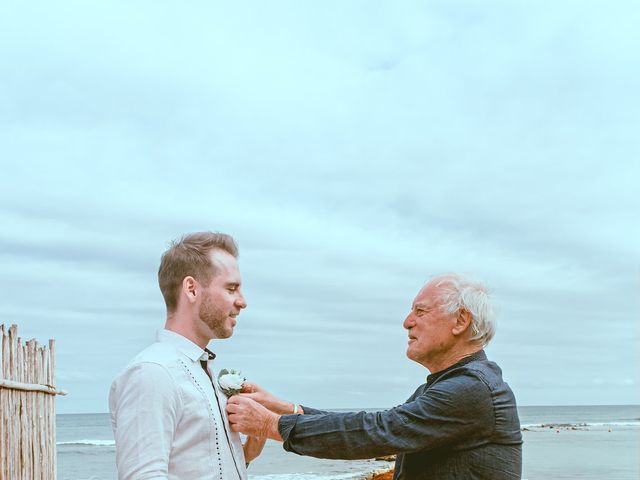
[200,353,244,480]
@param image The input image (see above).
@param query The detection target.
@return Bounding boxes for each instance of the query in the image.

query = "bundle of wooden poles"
[0,324,66,480]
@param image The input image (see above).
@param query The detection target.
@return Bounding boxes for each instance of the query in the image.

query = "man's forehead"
[209,249,241,279]
[210,249,239,268]
[412,284,439,306]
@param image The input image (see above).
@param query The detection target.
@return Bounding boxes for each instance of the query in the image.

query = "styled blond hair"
[158,232,238,312]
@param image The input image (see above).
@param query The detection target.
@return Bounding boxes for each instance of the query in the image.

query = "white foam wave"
[522,421,640,429]
[249,472,365,480]
[588,421,640,426]
[57,439,115,446]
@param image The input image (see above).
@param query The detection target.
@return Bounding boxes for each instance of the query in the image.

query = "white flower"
[219,373,244,390]
[217,369,246,396]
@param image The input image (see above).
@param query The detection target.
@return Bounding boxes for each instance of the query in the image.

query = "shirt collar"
[426,349,487,385]
[157,329,212,363]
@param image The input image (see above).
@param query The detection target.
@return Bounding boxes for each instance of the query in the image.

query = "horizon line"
[57,403,640,415]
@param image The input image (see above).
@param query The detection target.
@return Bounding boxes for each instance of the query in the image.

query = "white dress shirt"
[109,330,247,480]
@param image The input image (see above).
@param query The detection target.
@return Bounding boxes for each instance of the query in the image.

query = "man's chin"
[215,328,234,339]
[406,347,417,362]
[203,322,234,340]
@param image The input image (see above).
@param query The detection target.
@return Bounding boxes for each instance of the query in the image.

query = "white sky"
[1,1,638,413]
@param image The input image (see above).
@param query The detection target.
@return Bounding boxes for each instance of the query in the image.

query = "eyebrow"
[414,302,436,310]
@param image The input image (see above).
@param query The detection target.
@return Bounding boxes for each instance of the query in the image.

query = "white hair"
[428,273,496,347]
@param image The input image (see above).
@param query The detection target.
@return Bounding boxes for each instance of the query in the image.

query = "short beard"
[199,292,232,339]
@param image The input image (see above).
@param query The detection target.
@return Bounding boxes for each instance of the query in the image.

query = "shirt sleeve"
[109,362,182,480]
[278,372,494,460]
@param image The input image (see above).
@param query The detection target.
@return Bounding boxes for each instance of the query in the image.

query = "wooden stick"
[1,325,6,480]
[0,379,67,396]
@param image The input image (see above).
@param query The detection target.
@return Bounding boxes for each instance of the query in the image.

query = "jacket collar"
[426,349,487,385]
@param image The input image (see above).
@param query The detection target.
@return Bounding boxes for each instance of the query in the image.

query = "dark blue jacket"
[278,350,522,479]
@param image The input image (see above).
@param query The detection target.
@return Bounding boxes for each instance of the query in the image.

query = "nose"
[236,290,247,310]
[403,312,415,330]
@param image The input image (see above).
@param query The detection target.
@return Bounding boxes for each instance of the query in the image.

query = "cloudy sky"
[1,1,638,414]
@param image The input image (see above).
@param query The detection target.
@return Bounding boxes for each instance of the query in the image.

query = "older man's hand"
[227,395,283,441]
[240,382,300,415]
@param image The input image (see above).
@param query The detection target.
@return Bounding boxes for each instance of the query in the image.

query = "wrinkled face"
[198,249,247,339]
[402,283,456,370]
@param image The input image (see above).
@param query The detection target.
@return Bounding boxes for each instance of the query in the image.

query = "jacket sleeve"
[299,406,331,415]
[278,372,494,460]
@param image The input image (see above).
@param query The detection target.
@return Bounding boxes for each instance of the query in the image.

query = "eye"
[226,286,238,292]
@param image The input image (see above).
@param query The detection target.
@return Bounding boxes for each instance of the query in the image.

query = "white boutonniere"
[217,369,246,396]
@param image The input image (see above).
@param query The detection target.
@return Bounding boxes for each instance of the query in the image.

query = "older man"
[227,274,522,479]
[109,232,265,480]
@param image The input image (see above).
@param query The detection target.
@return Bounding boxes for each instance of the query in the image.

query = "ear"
[182,276,199,304]
[452,309,472,337]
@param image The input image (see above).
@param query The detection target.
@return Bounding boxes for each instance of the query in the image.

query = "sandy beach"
[367,469,394,480]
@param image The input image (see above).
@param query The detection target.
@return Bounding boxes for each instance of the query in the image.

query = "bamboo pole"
[0,324,66,480]
[0,324,5,480]
[2,324,9,480]
[49,338,57,478]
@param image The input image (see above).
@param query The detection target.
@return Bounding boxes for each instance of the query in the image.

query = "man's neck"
[427,344,482,374]
[165,314,208,349]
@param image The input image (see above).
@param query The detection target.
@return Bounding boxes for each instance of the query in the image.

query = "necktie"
[200,348,215,381]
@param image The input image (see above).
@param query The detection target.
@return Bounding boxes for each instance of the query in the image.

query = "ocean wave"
[588,421,640,426]
[57,439,115,446]
[521,421,640,429]
[249,472,373,480]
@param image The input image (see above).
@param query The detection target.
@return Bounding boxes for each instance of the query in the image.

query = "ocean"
[56,405,640,480]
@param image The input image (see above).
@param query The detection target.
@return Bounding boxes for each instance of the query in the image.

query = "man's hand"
[240,382,302,415]
[227,395,283,441]
[242,435,267,463]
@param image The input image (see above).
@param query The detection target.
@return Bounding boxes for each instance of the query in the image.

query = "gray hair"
[428,273,496,347]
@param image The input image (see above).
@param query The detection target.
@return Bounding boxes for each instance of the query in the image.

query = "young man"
[109,232,264,480]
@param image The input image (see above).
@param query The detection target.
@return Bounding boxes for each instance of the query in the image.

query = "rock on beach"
[361,467,394,480]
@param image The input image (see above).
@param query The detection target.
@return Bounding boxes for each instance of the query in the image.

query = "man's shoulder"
[412,365,494,418]
[464,357,508,391]
[113,341,182,383]
[131,341,180,365]
[428,357,506,399]
[437,357,517,407]
[432,365,493,397]
[109,342,184,404]
[108,343,186,421]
